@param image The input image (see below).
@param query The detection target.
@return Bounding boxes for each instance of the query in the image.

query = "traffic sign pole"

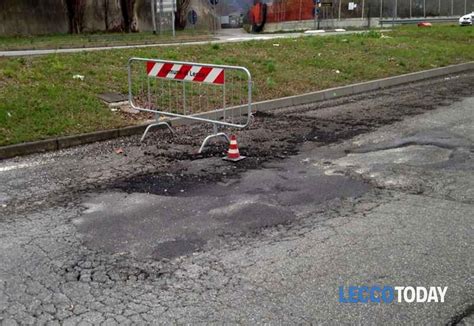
[314,0,322,30]
[159,0,163,35]
[172,0,176,37]
[155,0,176,37]
[151,0,157,34]
[188,9,198,34]
[209,0,219,35]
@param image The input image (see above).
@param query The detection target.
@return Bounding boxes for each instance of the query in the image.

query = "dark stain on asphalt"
[76,152,370,260]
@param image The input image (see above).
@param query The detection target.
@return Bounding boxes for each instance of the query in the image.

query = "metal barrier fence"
[378,0,472,18]
[260,0,472,23]
[127,57,252,153]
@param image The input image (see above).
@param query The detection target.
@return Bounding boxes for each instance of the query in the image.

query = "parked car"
[459,12,473,26]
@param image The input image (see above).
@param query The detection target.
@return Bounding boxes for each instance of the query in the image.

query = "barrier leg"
[140,121,174,142]
[198,124,230,153]
[198,133,230,153]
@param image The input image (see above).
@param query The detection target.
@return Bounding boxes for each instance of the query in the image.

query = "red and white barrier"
[147,61,225,85]
[129,57,252,153]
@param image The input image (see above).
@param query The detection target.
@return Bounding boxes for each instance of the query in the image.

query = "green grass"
[0,25,473,146]
[0,30,212,51]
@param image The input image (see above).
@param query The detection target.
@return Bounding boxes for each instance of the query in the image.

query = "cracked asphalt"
[0,72,473,325]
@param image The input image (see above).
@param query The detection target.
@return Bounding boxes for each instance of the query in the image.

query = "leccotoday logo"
[339,286,448,303]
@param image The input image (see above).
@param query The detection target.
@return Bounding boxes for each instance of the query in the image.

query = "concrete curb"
[1,62,472,160]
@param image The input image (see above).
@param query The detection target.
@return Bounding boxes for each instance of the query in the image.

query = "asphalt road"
[0,73,473,324]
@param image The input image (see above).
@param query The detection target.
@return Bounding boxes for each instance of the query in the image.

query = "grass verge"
[0,25,473,146]
[0,30,212,51]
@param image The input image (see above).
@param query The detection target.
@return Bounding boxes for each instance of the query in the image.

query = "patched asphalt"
[75,157,369,260]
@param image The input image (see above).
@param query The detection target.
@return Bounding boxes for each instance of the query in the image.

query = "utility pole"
[299,0,303,21]
[393,0,397,24]
[423,0,426,17]
[367,1,371,28]
[159,0,163,35]
[338,0,342,20]
[380,0,383,19]
[171,0,176,37]
[151,0,157,34]
[214,3,217,35]
[380,0,383,27]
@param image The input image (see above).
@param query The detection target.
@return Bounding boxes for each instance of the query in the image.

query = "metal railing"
[128,57,252,153]
[377,0,471,19]
[262,0,471,22]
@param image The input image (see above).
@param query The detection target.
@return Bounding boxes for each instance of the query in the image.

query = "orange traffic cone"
[223,135,245,162]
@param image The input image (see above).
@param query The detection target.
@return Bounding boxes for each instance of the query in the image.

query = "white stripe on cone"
[228,149,239,154]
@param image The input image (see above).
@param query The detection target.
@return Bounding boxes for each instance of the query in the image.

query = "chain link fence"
[333,0,472,19]
[366,0,472,18]
[265,0,472,24]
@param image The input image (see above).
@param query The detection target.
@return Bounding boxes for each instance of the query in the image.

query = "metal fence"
[128,57,252,153]
[266,0,472,23]
[376,0,473,18]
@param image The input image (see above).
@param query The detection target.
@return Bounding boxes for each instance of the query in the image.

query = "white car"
[459,12,473,26]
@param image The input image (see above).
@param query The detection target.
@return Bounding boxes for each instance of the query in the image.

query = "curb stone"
[1,62,472,160]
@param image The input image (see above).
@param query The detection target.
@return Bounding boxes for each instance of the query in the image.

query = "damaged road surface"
[0,72,473,325]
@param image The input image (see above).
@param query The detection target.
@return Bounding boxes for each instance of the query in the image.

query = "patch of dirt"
[107,72,474,196]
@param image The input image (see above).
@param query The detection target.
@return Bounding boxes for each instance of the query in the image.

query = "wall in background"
[0,0,69,35]
[0,0,212,36]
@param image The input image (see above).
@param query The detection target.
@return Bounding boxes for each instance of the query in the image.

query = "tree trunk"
[120,0,136,33]
[65,0,75,33]
[104,0,109,31]
[176,0,191,30]
[65,0,85,34]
